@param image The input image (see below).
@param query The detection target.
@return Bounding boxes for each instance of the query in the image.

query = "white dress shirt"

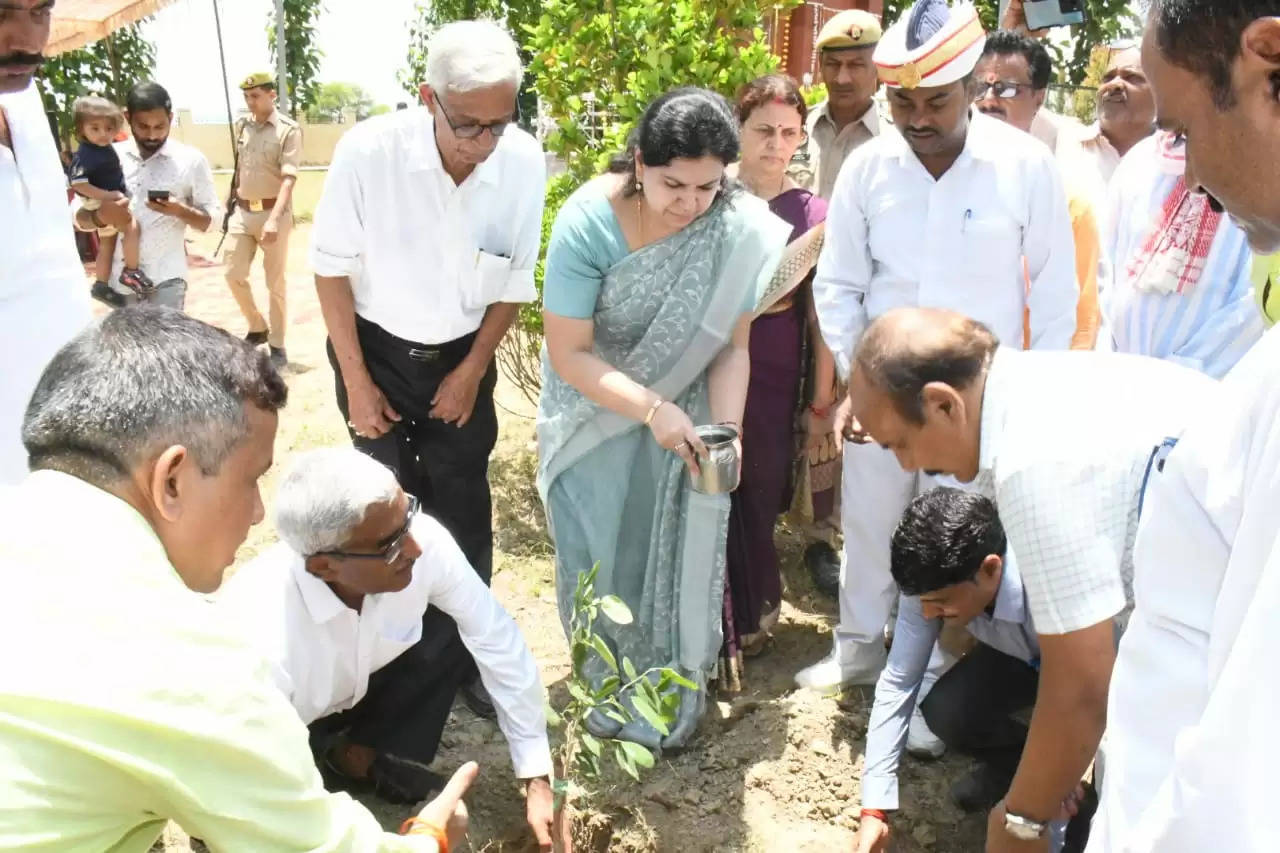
[862,554,1040,809]
[310,107,546,345]
[105,137,220,287]
[971,348,1213,635]
[814,111,1078,379]
[1088,326,1280,853]
[0,84,91,484]
[219,513,552,780]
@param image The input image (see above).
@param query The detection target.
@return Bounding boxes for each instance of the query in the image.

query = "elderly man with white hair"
[220,447,554,847]
[311,19,546,720]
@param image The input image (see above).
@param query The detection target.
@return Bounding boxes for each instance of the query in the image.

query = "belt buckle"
[247,199,264,213]
[408,347,439,362]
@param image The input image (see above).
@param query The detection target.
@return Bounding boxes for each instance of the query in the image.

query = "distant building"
[766,1,885,83]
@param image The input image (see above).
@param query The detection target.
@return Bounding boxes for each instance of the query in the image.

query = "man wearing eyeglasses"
[974,30,1103,349]
[312,20,546,723]
[220,447,554,849]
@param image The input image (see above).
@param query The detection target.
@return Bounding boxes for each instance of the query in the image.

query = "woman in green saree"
[537,88,790,749]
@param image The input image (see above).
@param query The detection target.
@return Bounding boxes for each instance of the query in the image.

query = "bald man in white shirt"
[220,447,554,849]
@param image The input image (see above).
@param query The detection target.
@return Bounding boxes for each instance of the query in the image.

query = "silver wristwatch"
[1004,811,1049,841]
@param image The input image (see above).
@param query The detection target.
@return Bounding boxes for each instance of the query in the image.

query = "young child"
[69,96,154,305]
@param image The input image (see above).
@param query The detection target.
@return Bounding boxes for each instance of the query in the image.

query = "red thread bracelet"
[809,403,832,418]
[399,816,449,849]
[860,808,888,823]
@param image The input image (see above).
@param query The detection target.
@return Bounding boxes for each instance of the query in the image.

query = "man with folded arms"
[220,447,554,849]
[0,307,474,851]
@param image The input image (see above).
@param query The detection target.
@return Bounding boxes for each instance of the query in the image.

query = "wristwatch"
[1004,810,1048,841]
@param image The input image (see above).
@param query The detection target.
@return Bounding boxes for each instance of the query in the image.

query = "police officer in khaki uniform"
[225,71,302,368]
[790,10,884,201]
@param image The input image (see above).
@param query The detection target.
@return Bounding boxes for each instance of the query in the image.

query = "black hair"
[23,307,287,486]
[126,81,172,115]
[1151,0,1279,109]
[981,29,1053,91]
[891,488,1007,597]
[608,87,741,198]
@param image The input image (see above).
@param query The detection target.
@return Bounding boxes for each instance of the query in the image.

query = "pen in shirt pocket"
[962,209,973,234]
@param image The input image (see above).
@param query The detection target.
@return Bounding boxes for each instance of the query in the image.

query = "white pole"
[274,0,290,114]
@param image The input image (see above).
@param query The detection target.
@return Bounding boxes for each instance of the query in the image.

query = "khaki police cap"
[240,71,276,90]
[816,10,883,52]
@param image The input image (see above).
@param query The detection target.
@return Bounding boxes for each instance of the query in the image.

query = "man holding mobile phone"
[75,82,221,311]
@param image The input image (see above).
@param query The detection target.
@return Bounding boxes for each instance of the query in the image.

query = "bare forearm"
[548,347,659,424]
[1004,634,1113,820]
[270,175,297,220]
[73,183,113,202]
[175,203,211,231]
[708,344,750,427]
[461,302,519,374]
[807,301,838,407]
[315,275,369,388]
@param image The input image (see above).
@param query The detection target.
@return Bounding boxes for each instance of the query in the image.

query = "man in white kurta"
[219,448,553,843]
[801,0,1078,690]
[1084,4,1280,849]
[1102,130,1262,378]
[0,82,92,483]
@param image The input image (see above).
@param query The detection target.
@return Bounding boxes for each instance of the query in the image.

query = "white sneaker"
[794,638,887,690]
[906,707,946,759]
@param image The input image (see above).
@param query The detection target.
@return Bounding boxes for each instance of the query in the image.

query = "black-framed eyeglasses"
[974,80,1034,101]
[435,96,519,140]
[313,494,419,565]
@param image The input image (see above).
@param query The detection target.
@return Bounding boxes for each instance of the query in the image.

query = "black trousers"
[920,641,1040,779]
[329,316,498,690]
[329,315,498,584]
[308,629,473,765]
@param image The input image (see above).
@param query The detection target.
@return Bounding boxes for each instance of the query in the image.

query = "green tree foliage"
[267,0,325,118]
[487,0,794,405]
[398,0,542,122]
[527,0,792,185]
[305,81,377,123]
[879,0,1139,85]
[36,23,156,150]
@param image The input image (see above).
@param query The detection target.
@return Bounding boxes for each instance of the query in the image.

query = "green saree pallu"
[537,193,790,750]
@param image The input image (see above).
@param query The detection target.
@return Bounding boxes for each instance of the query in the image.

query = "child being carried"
[69,96,154,305]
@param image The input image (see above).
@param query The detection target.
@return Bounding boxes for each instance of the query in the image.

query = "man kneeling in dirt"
[219,447,554,848]
[854,489,1100,853]
[0,308,473,850]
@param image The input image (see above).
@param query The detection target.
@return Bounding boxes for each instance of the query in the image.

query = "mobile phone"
[1023,0,1086,30]
[147,189,171,202]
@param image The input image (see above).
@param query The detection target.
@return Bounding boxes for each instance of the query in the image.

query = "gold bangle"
[643,397,665,427]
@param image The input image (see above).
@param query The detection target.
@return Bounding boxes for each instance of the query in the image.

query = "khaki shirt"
[790,99,883,200]
[235,110,301,201]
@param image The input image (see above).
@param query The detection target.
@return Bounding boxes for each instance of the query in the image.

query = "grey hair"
[22,307,287,486]
[424,19,523,95]
[274,448,400,556]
